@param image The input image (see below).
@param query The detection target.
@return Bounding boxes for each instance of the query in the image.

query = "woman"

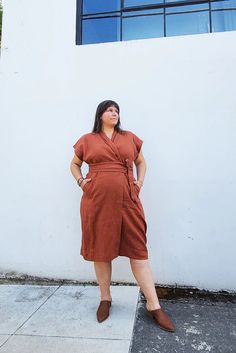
[70,100,175,332]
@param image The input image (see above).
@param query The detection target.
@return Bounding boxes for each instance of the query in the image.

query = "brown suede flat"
[96,300,112,323]
[147,308,176,332]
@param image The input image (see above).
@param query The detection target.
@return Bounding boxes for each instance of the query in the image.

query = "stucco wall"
[0,0,236,291]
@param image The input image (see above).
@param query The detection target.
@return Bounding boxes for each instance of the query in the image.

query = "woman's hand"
[133,180,143,189]
[81,178,92,190]
[134,150,146,189]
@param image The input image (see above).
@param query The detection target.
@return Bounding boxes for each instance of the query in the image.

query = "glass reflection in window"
[82,17,120,44]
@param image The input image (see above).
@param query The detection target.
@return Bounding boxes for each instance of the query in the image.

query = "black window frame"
[76,0,236,45]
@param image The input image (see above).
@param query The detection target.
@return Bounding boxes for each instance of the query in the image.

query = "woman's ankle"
[100,295,112,301]
[146,302,161,311]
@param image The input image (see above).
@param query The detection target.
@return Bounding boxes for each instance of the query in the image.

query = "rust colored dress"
[73,130,148,261]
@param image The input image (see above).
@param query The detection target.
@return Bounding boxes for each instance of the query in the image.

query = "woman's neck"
[102,126,114,136]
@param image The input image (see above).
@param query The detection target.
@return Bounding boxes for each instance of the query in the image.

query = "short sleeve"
[132,132,143,159]
[73,136,85,161]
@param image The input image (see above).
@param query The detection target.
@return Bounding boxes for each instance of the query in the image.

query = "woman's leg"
[94,261,112,301]
[130,259,161,310]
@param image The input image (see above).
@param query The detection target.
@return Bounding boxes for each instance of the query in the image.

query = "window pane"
[123,8,163,16]
[123,14,164,40]
[165,0,195,2]
[212,10,236,31]
[211,0,236,9]
[166,3,209,13]
[166,11,209,36]
[83,12,120,19]
[124,0,163,6]
[82,17,120,44]
[83,0,120,14]
[165,0,195,3]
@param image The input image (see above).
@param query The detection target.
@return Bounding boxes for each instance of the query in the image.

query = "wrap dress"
[73,129,148,261]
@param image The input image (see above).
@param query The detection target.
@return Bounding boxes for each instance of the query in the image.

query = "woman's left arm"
[134,150,146,188]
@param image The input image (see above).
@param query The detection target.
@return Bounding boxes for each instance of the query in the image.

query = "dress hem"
[81,253,149,262]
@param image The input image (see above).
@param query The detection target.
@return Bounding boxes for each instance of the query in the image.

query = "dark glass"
[83,0,120,14]
[166,11,209,36]
[82,17,120,44]
[123,14,164,40]
[212,10,236,31]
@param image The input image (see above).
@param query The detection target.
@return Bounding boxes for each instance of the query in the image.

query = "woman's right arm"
[70,154,83,181]
[70,154,87,189]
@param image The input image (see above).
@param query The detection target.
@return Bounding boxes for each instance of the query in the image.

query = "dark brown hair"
[92,100,126,134]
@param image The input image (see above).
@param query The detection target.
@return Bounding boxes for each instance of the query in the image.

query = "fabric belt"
[89,160,139,203]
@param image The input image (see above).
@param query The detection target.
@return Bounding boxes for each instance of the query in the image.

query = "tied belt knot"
[88,160,139,203]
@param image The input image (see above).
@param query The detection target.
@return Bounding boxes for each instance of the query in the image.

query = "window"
[211,0,236,31]
[83,0,120,14]
[123,9,164,40]
[82,17,120,44]
[76,0,236,45]
[166,3,210,36]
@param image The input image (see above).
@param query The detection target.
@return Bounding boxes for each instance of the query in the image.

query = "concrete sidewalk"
[0,284,139,353]
[0,283,235,353]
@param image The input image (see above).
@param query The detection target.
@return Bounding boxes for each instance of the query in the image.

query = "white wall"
[1,0,236,291]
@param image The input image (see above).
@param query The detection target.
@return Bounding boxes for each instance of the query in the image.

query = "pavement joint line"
[0,337,10,351]
[0,284,62,349]
[7,333,131,341]
[128,289,141,353]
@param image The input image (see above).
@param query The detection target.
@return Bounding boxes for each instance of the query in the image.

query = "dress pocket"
[82,181,91,192]
[134,182,141,195]
[82,172,98,198]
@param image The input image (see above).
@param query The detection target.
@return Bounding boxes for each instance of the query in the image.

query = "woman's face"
[100,105,119,128]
